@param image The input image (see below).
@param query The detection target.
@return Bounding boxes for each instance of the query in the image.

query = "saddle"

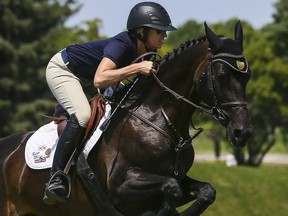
[53,94,106,142]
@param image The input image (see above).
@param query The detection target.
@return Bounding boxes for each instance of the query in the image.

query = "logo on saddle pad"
[32,145,52,163]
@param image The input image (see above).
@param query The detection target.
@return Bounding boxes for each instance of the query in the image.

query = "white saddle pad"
[25,104,111,170]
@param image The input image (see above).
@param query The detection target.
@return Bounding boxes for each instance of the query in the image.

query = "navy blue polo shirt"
[65,31,138,80]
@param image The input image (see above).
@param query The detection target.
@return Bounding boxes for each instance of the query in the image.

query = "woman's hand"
[136,61,156,76]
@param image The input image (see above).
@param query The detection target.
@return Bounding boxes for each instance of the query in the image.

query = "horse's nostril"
[233,127,253,142]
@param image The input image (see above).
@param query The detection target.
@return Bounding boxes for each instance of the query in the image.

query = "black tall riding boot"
[43,114,85,205]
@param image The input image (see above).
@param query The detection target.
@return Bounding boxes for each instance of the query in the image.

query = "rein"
[152,73,212,115]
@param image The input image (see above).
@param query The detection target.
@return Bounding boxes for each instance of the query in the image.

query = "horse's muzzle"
[227,125,253,147]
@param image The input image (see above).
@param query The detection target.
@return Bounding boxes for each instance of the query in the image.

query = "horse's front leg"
[109,167,182,216]
[177,175,216,216]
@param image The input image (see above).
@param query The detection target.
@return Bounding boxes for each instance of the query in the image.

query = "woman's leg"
[43,52,91,204]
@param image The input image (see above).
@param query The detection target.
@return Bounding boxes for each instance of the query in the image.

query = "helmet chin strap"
[137,40,153,53]
[133,27,156,53]
[135,27,153,51]
[142,28,156,52]
[144,43,154,52]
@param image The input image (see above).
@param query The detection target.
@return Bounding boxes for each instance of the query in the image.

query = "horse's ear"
[235,20,243,51]
[204,21,223,52]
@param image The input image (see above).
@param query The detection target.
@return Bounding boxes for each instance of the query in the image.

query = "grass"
[178,162,288,216]
[191,128,288,154]
[192,131,233,154]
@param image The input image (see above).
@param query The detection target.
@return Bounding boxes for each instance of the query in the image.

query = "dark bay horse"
[0,21,252,216]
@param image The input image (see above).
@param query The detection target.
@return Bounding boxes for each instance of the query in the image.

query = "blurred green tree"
[242,0,288,165]
[0,1,104,137]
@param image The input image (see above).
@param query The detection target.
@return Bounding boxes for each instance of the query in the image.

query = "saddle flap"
[84,95,106,140]
[54,95,106,142]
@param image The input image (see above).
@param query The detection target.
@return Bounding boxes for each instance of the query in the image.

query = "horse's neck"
[125,41,209,127]
[140,43,209,131]
[157,42,209,100]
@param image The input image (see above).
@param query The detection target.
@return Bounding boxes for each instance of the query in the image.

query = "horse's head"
[196,21,253,147]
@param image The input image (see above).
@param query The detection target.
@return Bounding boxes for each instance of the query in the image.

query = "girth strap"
[76,153,123,216]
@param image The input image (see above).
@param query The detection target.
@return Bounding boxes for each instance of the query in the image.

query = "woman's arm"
[94,57,156,88]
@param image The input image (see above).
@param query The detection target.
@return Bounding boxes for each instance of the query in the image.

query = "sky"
[66,0,277,37]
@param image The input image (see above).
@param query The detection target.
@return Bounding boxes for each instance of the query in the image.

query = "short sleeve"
[103,39,131,68]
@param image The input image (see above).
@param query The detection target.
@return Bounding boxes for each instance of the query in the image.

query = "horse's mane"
[156,35,207,66]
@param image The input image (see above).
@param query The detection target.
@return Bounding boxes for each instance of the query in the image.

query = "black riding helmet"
[127,2,177,32]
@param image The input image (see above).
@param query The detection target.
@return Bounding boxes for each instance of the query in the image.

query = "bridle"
[199,51,249,126]
[151,51,249,127]
[149,51,249,175]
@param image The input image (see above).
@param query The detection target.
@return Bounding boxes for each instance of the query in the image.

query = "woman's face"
[145,28,167,50]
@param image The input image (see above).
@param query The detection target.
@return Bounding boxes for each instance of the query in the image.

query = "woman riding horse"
[0,20,252,216]
[43,1,177,205]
